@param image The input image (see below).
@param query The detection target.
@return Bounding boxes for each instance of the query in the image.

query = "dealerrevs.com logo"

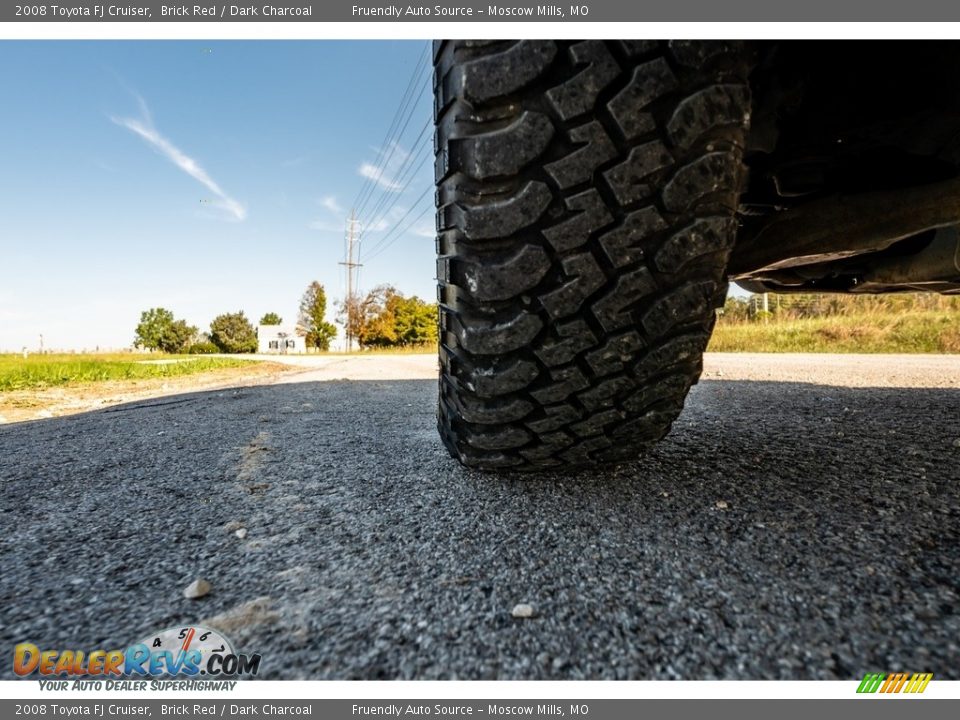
[13,625,261,680]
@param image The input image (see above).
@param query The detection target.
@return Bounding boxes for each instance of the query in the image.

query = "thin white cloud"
[319,195,342,214]
[411,223,436,239]
[111,100,246,222]
[357,141,410,192]
[358,162,403,191]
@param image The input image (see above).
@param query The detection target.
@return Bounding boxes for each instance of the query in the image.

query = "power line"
[351,43,431,221]
[354,73,431,224]
[359,114,432,232]
[364,204,433,264]
[363,183,433,259]
[359,118,433,240]
[347,42,428,215]
[362,186,434,264]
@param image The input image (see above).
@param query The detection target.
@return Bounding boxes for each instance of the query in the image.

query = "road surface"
[1,353,958,679]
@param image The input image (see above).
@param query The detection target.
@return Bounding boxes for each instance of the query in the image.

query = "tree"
[337,294,365,349]
[259,312,283,326]
[209,311,258,353]
[298,281,337,350]
[394,295,437,345]
[356,285,438,348]
[134,307,197,353]
[356,285,399,347]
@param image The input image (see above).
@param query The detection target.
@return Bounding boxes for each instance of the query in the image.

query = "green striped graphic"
[857,673,886,693]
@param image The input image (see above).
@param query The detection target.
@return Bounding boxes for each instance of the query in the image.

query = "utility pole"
[338,209,362,351]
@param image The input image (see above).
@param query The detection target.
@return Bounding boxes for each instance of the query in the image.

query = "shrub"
[210,311,258,354]
[187,341,220,355]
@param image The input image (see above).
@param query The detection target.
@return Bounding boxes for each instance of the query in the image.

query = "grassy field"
[0,353,259,392]
[709,311,960,353]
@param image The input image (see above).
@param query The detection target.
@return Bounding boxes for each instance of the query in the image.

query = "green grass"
[709,311,960,353]
[0,353,259,392]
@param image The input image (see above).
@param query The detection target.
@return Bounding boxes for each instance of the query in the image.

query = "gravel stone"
[511,604,538,619]
[183,578,212,599]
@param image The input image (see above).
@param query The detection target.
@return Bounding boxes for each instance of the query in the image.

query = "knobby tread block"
[534,319,597,366]
[525,403,583,434]
[602,141,674,206]
[569,408,625,437]
[457,41,557,103]
[454,311,543,355]
[542,189,613,253]
[447,181,552,240]
[544,121,618,190]
[456,356,541,398]
[530,365,591,404]
[598,206,667,268]
[463,425,532,450]
[540,252,606,319]
[546,41,621,121]
[666,85,751,149]
[584,331,645,377]
[457,244,551,302]
[455,394,534,424]
[436,40,751,470]
[454,111,554,180]
[662,151,743,213]
[591,267,658,332]
[655,218,737,273]
[607,58,678,141]
[640,281,717,338]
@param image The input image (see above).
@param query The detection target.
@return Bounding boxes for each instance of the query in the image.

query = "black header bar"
[5,1,960,22]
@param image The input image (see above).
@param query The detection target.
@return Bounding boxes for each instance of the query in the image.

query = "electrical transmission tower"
[339,209,363,351]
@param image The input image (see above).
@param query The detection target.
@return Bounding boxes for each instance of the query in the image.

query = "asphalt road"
[1,354,959,680]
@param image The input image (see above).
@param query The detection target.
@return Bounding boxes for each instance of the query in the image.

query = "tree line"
[133,281,437,354]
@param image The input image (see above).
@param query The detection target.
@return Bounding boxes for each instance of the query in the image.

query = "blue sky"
[0,40,435,351]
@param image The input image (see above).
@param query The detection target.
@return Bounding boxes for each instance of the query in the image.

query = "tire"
[434,40,751,470]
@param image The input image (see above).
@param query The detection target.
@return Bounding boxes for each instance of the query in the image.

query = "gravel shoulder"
[703,352,960,387]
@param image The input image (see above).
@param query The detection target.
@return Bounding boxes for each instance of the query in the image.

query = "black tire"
[434,40,751,470]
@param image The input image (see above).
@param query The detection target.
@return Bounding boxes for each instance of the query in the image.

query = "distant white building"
[257,325,306,354]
